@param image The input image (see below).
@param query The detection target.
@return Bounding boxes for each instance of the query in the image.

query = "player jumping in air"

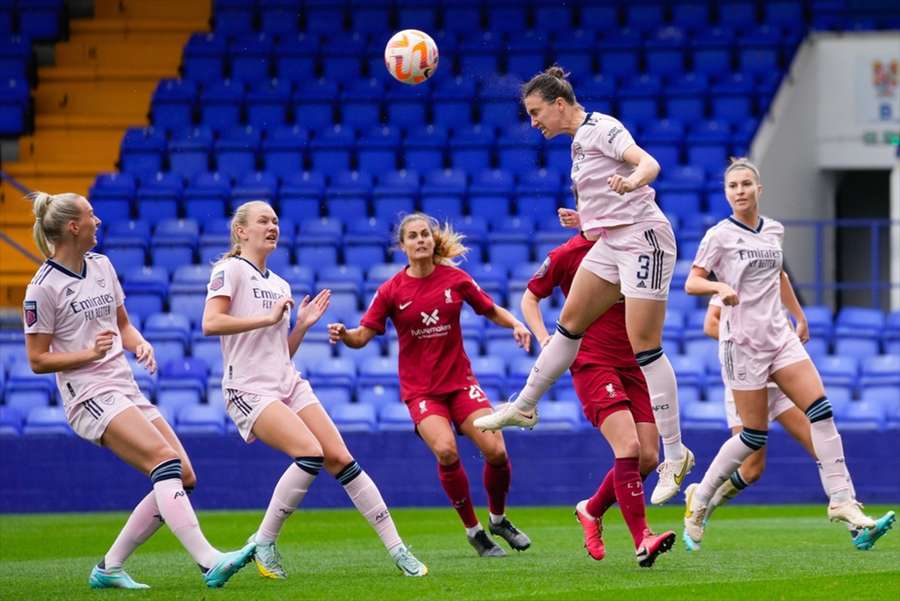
[475,65,693,507]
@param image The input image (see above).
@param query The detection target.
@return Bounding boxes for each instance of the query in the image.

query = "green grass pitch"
[1,505,897,600]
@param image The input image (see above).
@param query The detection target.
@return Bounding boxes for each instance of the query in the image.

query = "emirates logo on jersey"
[421,309,439,326]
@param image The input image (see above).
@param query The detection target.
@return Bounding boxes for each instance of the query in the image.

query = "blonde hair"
[30,191,86,258]
[217,200,273,263]
[396,213,468,266]
[724,157,761,184]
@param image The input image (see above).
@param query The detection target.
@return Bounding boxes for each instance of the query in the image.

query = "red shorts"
[572,364,655,428]
[404,384,492,430]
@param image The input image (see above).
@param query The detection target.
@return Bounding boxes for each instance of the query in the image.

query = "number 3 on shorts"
[636,254,650,281]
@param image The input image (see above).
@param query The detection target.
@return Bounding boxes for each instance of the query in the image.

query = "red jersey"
[361,264,495,400]
[527,234,637,370]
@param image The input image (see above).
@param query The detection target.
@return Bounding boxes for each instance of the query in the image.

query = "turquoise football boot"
[203,541,256,588]
[852,510,895,551]
[88,565,150,589]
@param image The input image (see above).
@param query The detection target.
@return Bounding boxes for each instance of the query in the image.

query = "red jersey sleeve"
[526,248,563,299]
[460,272,495,315]
[360,280,393,334]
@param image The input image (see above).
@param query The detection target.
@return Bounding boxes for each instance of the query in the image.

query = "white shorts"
[224,377,320,443]
[581,221,676,300]
[720,333,810,391]
[724,384,795,429]
[68,390,162,446]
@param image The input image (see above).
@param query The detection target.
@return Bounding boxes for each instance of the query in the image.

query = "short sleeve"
[585,115,636,162]
[23,284,55,334]
[460,273,495,315]
[527,249,562,299]
[360,282,392,334]
[692,228,721,273]
[206,260,235,300]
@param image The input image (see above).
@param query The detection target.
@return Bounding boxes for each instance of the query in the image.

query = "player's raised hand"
[134,340,157,374]
[558,207,581,229]
[607,174,638,195]
[296,289,331,329]
[327,322,347,344]
[269,296,294,325]
[718,284,740,306]
[512,322,532,352]
[92,329,117,359]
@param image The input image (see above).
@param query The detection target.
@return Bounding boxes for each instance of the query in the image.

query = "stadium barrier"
[1,428,897,513]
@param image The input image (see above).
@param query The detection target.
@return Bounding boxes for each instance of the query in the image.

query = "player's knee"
[146,444,179,471]
[639,449,659,476]
[324,451,355,475]
[433,443,459,465]
[484,448,508,466]
[181,465,197,489]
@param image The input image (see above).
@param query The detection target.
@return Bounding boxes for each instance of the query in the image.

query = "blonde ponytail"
[396,212,469,266]
[29,191,85,258]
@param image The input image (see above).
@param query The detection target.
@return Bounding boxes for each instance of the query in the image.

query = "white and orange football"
[384,29,439,85]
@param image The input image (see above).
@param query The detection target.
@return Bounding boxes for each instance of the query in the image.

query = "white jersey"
[571,111,667,231]
[206,256,297,398]
[694,217,791,352]
[23,253,141,415]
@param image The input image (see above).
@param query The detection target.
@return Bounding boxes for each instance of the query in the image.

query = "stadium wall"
[753,31,900,308]
[1,429,897,513]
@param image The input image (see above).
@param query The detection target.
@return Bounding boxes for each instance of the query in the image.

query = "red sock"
[438,460,478,528]
[483,459,511,516]
[586,467,616,518]
[613,457,649,548]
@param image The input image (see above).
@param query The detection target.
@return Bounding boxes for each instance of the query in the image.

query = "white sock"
[636,349,683,463]
[695,429,766,506]
[513,326,583,413]
[489,513,505,525]
[257,458,323,544]
[465,524,483,537]
[149,460,218,569]
[810,421,853,504]
[104,491,164,569]
[337,462,402,551]
[706,470,748,521]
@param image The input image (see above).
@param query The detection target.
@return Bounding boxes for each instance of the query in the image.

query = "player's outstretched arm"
[483,305,531,352]
[328,323,378,349]
[521,289,552,349]
[288,289,331,356]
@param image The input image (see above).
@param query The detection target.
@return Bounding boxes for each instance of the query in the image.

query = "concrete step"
[95,0,211,21]
[55,39,187,69]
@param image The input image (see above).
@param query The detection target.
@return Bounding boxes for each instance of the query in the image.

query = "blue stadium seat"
[0,406,23,437]
[384,84,429,127]
[275,33,318,83]
[259,0,301,35]
[835,307,884,337]
[449,124,494,173]
[553,30,597,79]
[420,195,463,222]
[18,0,63,42]
[331,403,377,432]
[839,400,884,431]
[145,313,192,345]
[718,1,758,28]
[341,77,384,129]
[229,33,274,85]
[497,123,542,174]
[534,2,574,33]
[4,390,52,415]
[534,401,581,431]
[803,305,834,339]
[168,127,213,180]
[378,402,412,431]
[682,399,727,429]
[177,404,226,435]
[214,0,255,36]
[262,125,308,179]
[310,124,355,172]
[357,125,400,174]
[349,0,391,35]
[432,77,476,127]
[0,37,31,80]
[292,79,339,131]
[860,355,900,387]
[321,35,365,81]
[23,407,70,437]
[422,168,468,197]
[183,33,227,84]
[120,127,167,177]
[479,75,525,128]
[150,79,197,133]
[199,80,244,134]
[246,79,292,131]
[156,389,201,414]
[833,337,880,359]
[817,355,858,387]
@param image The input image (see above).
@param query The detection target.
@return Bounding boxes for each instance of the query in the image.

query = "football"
[384,29,439,85]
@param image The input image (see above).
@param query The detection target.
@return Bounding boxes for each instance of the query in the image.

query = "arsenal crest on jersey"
[24,300,37,327]
[210,270,225,291]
